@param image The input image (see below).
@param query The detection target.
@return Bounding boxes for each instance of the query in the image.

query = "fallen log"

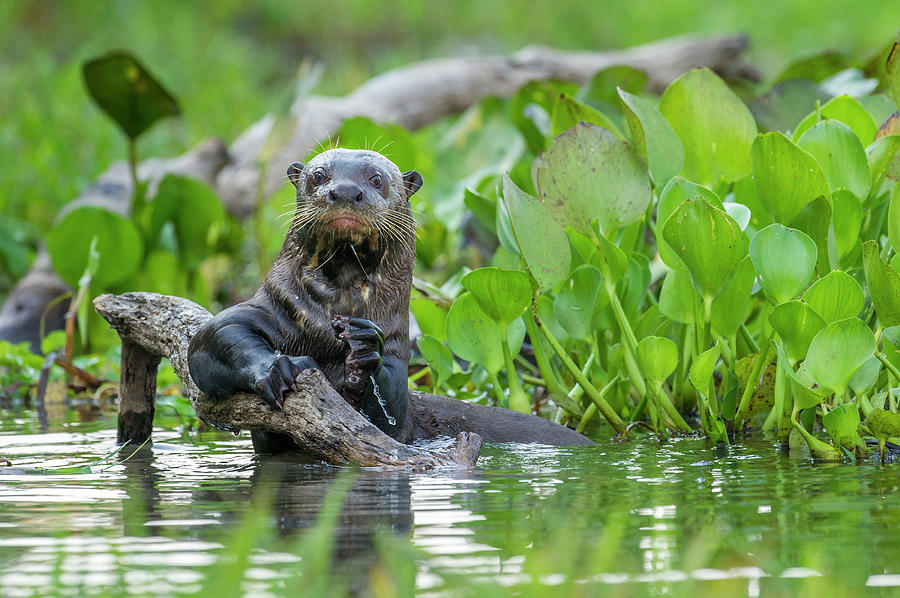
[93,291,482,469]
[2,36,755,351]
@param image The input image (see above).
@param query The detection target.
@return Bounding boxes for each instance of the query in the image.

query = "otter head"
[286,149,422,248]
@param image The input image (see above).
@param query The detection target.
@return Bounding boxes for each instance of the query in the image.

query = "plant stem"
[576,376,620,434]
[523,313,565,395]
[790,406,843,461]
[127,137,140,217]
[734,328,775,426]
[501,336,529,413]
[531,302,626,433]
[522,373,546,387]
[876,351,900,384]
[488,371,506,407]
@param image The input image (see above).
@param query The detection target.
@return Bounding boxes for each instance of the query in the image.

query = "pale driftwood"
[1,36,753,350]
[93,292,482,468]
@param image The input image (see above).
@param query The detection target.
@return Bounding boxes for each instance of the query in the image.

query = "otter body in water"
[188,149,592,452]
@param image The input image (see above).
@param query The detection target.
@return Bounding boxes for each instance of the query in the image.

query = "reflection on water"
[1,425,899,596]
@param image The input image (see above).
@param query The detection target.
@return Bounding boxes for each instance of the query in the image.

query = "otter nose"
[328,182,365,204]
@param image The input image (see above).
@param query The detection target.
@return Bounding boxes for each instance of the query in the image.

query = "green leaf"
[553,265,605,342]
[886,41,900,111]
[750,132,830,224]
[793,95,877,145]
[659,269,697,325]
[789,197,834,274]
[47,206,143,287]
[534,122,651,236]
[82,51,179,140]
[801,270,865,323]
[831,190,863,259]
[769,300,826,365]
[690,341,722,397]
[148,175,227,269]
[502,175,571,291]
[618,88,684,188]
[550,93,622,138]
[806,317,876,395]
[661,198,746,301]
[635,336,678,388]
[796,120,871,201]
[461,268,532,329]
[509,80,577,153]
[446,292,525,375]
[307,116,418,171]
[890,184,900,256]
[751,79,829,134]
[659,67,757,185]
[749,224,817,304]
[822,403,867,457]
[410,298,448,342]
[849,356,881,395]
[656,177,722,270]
[417,335,455,393]
[866,409,900,443]
[775,343,828,410]
[862,240,900,327]
[865,135,900,201]
[710,256,757,337]
[579,66,648,109]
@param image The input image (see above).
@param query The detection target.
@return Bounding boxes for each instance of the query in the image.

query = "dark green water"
[1,418,898,597]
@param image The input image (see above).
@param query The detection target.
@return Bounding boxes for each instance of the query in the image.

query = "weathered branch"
[4,35,754,350]
[93,292,482,469]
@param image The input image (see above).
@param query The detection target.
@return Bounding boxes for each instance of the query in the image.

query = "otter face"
[286,149,422,245]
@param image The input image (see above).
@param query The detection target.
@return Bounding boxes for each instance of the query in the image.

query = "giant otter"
[188,149,592,452]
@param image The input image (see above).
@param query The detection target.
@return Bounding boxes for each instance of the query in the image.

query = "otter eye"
[369,173,383,188]
[312,169,327,186]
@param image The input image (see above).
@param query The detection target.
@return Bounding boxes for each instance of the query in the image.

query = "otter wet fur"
[188,148,593,453]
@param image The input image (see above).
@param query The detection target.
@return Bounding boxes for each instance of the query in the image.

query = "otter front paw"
[252,353,319,410]
[332,315,384,405]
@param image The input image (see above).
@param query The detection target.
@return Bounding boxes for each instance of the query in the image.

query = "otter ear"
[287,162,305,189]
[402,170,423,197]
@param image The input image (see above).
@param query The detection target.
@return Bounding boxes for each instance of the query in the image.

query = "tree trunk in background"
[0,36,754,350]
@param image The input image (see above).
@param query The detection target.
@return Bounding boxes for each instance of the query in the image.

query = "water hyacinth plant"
[409,41,900,462]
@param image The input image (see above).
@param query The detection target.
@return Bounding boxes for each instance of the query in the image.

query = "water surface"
[1,418,898,596]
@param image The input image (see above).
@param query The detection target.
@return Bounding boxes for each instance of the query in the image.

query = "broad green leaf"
[143,249,187,296]
[47,206,143,287]
[789,197,834,274]
[537,294,569,347]
[887,42,900,112]
[710,255,756,337]
[307,116,418,171]
[775,51,857,83]
[534,122,651,236]
[463,188,497,231]
[410,298,448,342]
[769,300,826,364]
[509,79,578,153]
[659,269,697,325]
[750,132,829,224]
[590,225,629,286]
[866,135,900,201]
[656,177,722,270]
[749,224,817,304]
[862,240,900,327]
[806,317,876,395]
[801,270,865,323]
[690,341,722,396]
[793,95,877,145]
[550,94,622,138]
[822,403,867,456]
[723,202,751,231]
[635,335,678,388]
[662,198,746,300]
[866,409,900,443]
[417,335,455,392]
[849,356,881,395]
[797,120,871,201]
[502,175,571,290]
[775,343,828,410]
[148,175,227,269]
[461,267,531,328]
[446,293,525,375]
[554,265,605,342]
[890,184,900,255]
[831,190,863,259]
[579,66,648,109]
[82,51,179,139]
[659,68,757,185]
[618,88,684,188]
